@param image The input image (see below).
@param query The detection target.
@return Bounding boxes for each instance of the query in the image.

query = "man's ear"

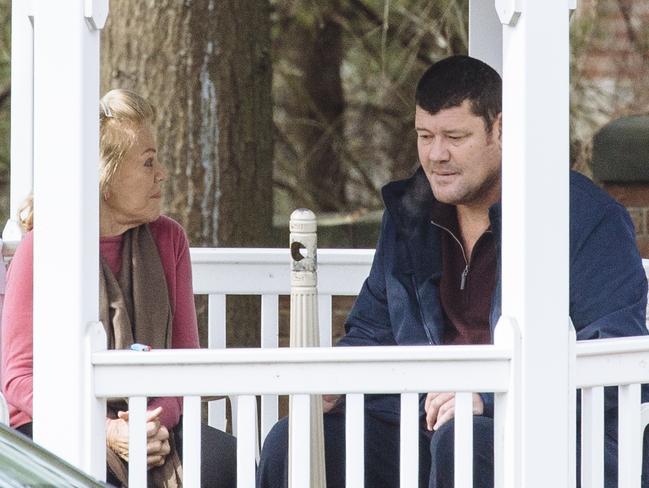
[495,113,502,142]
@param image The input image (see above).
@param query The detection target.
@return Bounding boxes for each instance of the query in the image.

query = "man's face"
[415,101,502,211]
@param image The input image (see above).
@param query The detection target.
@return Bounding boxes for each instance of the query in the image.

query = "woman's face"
[102,123,167,231]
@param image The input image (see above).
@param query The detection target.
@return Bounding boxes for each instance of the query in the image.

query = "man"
[258,55,649,487]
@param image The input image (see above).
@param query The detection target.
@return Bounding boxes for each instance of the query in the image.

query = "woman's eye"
[144,158,154,167]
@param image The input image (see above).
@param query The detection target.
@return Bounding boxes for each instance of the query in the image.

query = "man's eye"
[448,135,464,141]
[144,158,154,167]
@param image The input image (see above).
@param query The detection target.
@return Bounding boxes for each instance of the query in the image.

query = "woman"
[1,89,236,487]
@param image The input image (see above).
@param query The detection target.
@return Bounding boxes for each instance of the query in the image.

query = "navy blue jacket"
[338,168,648,422]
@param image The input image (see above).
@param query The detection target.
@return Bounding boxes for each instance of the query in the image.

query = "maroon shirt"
[431,202,497,345]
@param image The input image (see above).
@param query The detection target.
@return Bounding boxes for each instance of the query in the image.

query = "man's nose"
[427,138,450,163]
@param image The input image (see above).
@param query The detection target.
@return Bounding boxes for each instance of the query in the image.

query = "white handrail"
[576,336,649,387]
[92,345,512,397]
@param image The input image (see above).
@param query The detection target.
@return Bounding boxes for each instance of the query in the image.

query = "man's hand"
[323,394,341,413]
[424,392,484,431]
[106,406,171,469]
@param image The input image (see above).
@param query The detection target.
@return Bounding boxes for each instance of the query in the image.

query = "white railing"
[190,248,373,439]
[92,344,514,488]
[576,336,649,488]
[85,249,649,487]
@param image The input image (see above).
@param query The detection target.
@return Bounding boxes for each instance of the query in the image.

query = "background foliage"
[0,0,648,238]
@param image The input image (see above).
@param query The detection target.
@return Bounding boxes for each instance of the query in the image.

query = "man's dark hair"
[415,55,502,131]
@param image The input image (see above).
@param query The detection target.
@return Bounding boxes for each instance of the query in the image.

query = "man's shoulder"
[569,171,620,212]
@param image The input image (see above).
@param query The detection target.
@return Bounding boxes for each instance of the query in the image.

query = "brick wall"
[601,183,649,258]
[575,0,649,84]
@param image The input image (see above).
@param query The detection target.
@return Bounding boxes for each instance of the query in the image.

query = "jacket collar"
[381,167,502,240]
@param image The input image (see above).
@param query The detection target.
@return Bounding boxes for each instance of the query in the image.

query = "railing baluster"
[208,294,227,431]
[618,383,642,488]
[317,294,332,347]
[581,386,604,488]
[183,396,202,488]
[289,394,312,487]
[400,393,419,488]
[493,392,505,487]
[454,392,473,488]
[237,395,257,488]
[261,294,279,443]
[345,393,364,487]
[128,396,147,488]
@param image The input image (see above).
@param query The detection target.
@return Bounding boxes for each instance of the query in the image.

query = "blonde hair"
[18,194,33,232]
[20,89,155,231]
[99,89,155,197]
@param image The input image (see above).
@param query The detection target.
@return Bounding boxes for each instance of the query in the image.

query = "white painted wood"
[261,294,280,441]
[469,0,503,74]
[4,0,34,244]
[93,346,511,397]
[207,294,227,431]
[493,392,506,488]
[581,386,604,488]
[575,336,649,387]
[493,316,522,488]
[208,294,227,349]
[0,392,8,425]
[618,384,642,488]
[84,322,107,480]
[500,1,571,487]
[568,326,577,488]
[399,393,419,488]
[345,394,364,488]
[183,396,202,488]
[237,395,257,488]
[128,396,147,488]
[454,392,473,488]
[289,394,312,488]
[31,0,104,472]
[261,294,279,348]
[191,248,373,295]
[318,294,332,347]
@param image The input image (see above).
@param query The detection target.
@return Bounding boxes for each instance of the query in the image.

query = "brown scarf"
[99,224,182,487]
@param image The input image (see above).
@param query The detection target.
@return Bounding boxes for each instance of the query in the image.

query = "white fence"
[87,249,649,487]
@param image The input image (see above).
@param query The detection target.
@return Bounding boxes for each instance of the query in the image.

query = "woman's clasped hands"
[105,406,171,469]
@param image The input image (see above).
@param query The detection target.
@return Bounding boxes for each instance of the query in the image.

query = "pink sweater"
[1,215,199,430]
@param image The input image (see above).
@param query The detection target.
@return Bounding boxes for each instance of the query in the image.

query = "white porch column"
[498,1,571,487]
[32,0,108,478]
[468,0,502,74]
[3,0,35,243]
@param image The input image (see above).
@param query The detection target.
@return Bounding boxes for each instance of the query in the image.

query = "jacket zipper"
[430,220,470,290]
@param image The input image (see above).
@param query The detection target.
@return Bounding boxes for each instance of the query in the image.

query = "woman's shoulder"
[147,215,190,257]
[148,215,186,236]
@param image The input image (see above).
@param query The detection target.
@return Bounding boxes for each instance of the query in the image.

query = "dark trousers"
[258,412,649,488]
[16,421,237,488]
[257,412,494,488]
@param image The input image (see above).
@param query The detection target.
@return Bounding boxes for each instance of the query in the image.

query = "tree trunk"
[101,0,273,347]
[276,0,347,212]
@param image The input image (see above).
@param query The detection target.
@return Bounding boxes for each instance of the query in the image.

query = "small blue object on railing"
[130,343,151,352]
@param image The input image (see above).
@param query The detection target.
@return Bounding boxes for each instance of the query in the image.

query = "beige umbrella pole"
[288,209,327,488]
